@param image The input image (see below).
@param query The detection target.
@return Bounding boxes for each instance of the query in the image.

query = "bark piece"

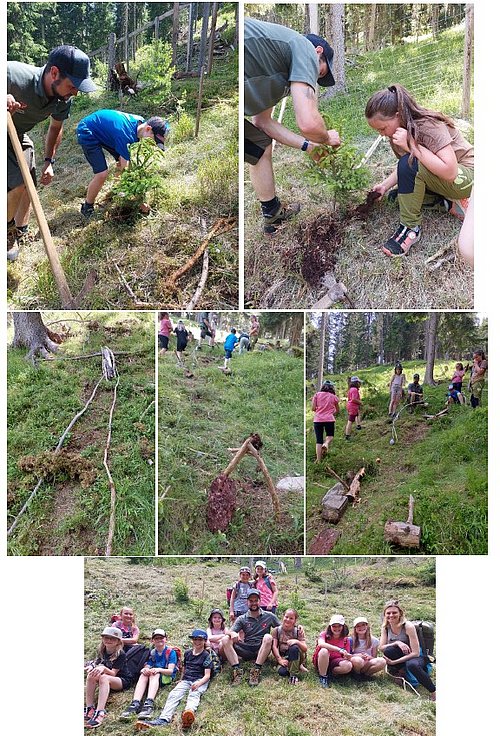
[309,528,342,554]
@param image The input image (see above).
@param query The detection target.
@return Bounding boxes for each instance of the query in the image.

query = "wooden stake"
[104,375,120,556]
[7,112,75,308]
[324,466,350,493]
[195,65,205,137]
[247,443,281,517]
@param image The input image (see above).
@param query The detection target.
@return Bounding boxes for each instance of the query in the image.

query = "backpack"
[412,620,435,661]
[227,580,257,606]
[124,644,151,682]
[159,645,184,685]
[205,647,222,679]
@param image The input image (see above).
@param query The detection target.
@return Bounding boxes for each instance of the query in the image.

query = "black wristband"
[44,157,56,164]
[301,140,310,152]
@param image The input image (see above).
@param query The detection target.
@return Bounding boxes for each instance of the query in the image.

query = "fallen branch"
[166,217,236,292]
[104,374,120,556]
[324,466,350,493]
[138,400,155,422]
[7,376,104,537]
[346,467,366,501]
[427,252,455,271]
[184,247,209,309]
[113,260,141,303]
[425,239,456,264]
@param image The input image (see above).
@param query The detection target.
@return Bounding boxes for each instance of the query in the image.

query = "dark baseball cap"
[305,34,335,87]
[146,116,170,150]
[47,46,97,93]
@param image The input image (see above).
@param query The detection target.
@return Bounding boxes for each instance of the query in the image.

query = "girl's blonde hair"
[352,621,373,651]
[365,83,455,161]
[98,637,123,663]
[119,606,135,623]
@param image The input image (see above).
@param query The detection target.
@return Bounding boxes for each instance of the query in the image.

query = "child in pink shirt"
[450,362,466,391]
[345,377,362,440]
[311,381,339,462]
[158,312,173,356]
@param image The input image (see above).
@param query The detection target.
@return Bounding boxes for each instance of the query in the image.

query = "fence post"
[198,3,210,75]
[172,3,180,68]
[207,2,218,76]
[195,65,205,137]
[461,4,474,118]
[186,3,197,72]
[107,32,116,90]
[154,15,160,40]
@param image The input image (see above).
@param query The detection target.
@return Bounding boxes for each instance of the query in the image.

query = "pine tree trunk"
[328,3,346,93]
[423,313,439,385]
[317,313,326,389]
[12,312,60,363]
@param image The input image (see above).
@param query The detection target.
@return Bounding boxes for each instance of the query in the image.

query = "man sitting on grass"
[219,589,280,686]
[407,373,424,410]
[76,109,169,219]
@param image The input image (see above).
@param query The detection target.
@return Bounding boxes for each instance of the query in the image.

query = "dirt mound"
[352,189,382,218]
[282,212,342,288]
[206,474,237,532]
[18,450,97,488]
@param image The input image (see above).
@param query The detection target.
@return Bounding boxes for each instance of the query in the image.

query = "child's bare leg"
[85,170,109,205]
[132,673,149,701]
[86,674,98,706]
[315,443,323,463]
[96,674,122,711]
[345,420,353,437]
[146,673,161,700]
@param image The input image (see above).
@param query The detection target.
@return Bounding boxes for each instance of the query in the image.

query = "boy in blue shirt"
[222,329,239,372]
[76,109,169,218]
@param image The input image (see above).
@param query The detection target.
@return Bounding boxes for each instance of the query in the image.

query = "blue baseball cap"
[305,34,335,87]
[47,45,97,93]
[146,116,170,150]
[189,629,208,640]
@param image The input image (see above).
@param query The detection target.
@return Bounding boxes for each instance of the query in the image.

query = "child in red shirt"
[345,377,362,440]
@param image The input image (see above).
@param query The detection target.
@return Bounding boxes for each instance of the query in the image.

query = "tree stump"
[384,495,421,548]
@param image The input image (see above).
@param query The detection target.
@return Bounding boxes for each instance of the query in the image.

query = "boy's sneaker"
[121,700,142,719]
[181,710,195,729]
[345,435,350,441]
[84,705,96,723]
[249,666,261,686]
[263,202,300,235]
[86,709,106,728]
[382,223,421,257]
[138,700,155,720]
[231,667,243,685]
[319,675,329,688]
[356,425,363,430]
[135,718,171,730]
[81,201,95,220]
[446,197,469,222]
[7,222,19,261]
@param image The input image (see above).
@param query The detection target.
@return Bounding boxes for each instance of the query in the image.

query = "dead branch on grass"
[104,375,120,557]
[184,248,209,309]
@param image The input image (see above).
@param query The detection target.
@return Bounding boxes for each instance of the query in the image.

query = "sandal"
[84,705,96,723]
[382,224,421,257]
[86,709,106,728]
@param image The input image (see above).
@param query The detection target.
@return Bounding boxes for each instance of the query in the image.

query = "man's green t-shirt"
[244,18,319,116]
[7,61,72,137]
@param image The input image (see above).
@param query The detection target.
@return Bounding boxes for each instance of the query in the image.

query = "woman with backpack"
[271,609,308,685]
[380,600,436,700]
[254,561,278,613]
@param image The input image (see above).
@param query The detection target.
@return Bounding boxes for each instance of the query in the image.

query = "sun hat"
[353,617,368,627]
[254,560,267,569]
[351,376,362,383]
[239,566,251,574]
[247,589,261,598]
[329,614,346,626]
[101,626,123,639]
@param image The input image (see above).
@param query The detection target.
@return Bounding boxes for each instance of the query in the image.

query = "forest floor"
[7,312,155,556]
[158,331,304,555]
[306,361,487,555]
[7,51,238,310]
[84,556,436,736]
[244,23,473,309]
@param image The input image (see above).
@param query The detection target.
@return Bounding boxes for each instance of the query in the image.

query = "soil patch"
[284,212,343,288]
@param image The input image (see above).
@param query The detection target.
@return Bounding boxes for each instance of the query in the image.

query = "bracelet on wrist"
[301,139,310,152]
[44,157,56,164]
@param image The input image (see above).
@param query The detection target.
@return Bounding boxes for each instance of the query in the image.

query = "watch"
[44,157,56,164]
[301,139,310,152]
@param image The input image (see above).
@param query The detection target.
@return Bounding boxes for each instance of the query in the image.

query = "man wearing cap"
[7,45,96,260]
[245,18,341,234]
[407,373,424,408]
[76,109,169,219]
[220,589,280,686]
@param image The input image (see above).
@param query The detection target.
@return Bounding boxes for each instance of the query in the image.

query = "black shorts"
[244,119,272,165]
[313,422,335,444]
[234,642,262,661]
[159,335,169,349]
[7,135,36,191]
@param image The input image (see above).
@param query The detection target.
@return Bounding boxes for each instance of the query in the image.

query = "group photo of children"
[157,311,305,556]
[306,311,487,556]
[84,557,436,734]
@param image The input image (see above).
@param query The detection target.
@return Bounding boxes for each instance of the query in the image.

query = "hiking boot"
[382,223,421,257]
[84,705,96,723]
[86,709,106,728]
[121,701,142,719]
[7,221,19,261]
[345,435,350,441]
[231,667,243,685]
[446,197,469,221]
[137,700,155,720]
[319,675,329,688]
[263,202,300,235]
[135,718,171,730]
[81,201,95,220]
[181,710,195,729]
[356,425,363,430]
[249,666,261,686]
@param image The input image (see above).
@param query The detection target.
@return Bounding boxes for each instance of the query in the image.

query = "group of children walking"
[312,349,487,459]
[84,565,435,729]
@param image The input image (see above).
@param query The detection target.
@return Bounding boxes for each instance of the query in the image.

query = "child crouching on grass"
[85,626,133,728]
[136,629,212,731]
[272,609,308,685]
[365,83,473,257]
[120,628,178,721]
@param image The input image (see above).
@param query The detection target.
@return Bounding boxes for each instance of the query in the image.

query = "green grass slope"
[306,361,487,555]
[85,557,436,736]
[8,51,238,310]
[7,312,155,556]
[158,339,304,555]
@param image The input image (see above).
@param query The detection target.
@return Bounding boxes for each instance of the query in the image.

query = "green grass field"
[158,325,304,555]
[8,40,238,310]
[84,557,436,736]
[306,361,487,555]
[7,311,155,556]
